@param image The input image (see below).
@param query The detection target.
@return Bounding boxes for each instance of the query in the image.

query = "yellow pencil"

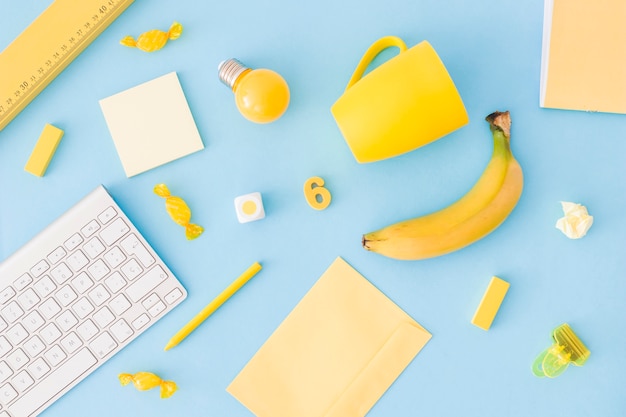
[164,262,262,350]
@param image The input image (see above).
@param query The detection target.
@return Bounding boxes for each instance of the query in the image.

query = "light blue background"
[1,0,624,416]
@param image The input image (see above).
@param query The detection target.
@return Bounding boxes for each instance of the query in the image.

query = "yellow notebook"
[540,0,626,113]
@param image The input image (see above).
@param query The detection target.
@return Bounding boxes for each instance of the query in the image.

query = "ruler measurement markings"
[4,2,113,108]
[0,0,133,131]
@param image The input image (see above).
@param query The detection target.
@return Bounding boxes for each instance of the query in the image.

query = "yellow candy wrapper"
[154,184,204,240]
[120,21,183,52]
[119,372,178,398]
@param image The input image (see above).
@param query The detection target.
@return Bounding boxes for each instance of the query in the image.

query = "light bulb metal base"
[218,58,249,90]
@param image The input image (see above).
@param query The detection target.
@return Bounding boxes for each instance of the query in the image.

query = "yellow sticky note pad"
[99,72,204,177]
[471,276,509,331]
[227,257,431,417]
[24,124,64,177]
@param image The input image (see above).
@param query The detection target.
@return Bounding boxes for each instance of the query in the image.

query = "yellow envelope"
[227,257,432,417]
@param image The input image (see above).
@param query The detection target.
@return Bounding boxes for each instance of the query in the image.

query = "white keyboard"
[0,186,187,417]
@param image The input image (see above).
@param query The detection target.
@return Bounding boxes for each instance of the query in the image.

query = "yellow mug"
[331,36,469,163]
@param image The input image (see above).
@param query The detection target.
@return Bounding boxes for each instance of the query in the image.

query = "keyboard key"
[126,266,168,303]
[76,320,98,341]
[8,349,97,417]
[83,237,105,259]
[0,383,18,404]
[27,358,50,380]
[104,247,126,269]
[120,234,155,267]
[148,301,166,317]
[44,345,67,367]
[6,349,29,371]
[98,207,117,224]
[39,298,61,320]
[0,337,10,357]
[100,218,130,246]
[81,220,100,237]
[11,370,34,393]
[13,274,32,292]
[1,301,24,323]
[60,332,83,355]
[72,298,94,319]
[17,288,40,311]
[47,247,67,265]
[131,314,150,330]
[110,319,133,343]
[104,272,126,294]
[55,285,78,307]
[6,324,28,345]
[33,276,56,298]
[22,311,45,333]
[87,259,110,281]
[71,272,94,294]
[64,233,84,251]
[93,307,115,328]
[23,336,45,358]
[165,288,183,304]
[88,285,110,307]
[0,317,6,333]
[55,310,78,332]
[141,293,160,310]
[110,294,131,316]
[90,332,117,358]
[50,263,72,284]
[66,250,89,272]
[30,260,50,278]
[0,287,16,305]
[0,362,13,384]
[41,323,62,345]
[120,259,143,280]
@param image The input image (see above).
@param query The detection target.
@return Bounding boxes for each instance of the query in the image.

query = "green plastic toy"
[532,323,590,378]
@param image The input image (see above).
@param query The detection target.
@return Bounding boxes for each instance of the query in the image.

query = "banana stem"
[486,111,511,139]
[486,111,512,155]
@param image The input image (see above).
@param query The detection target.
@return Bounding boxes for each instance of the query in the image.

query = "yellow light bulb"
[219,58,290,123]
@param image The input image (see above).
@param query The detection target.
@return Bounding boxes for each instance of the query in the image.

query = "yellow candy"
[119,372,178,398]
[154,184,204,240]
[120,21,183,52]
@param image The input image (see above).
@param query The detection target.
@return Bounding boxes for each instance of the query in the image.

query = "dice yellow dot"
[242,200,257,216]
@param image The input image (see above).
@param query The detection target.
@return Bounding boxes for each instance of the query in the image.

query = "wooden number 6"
[303,176,331,210]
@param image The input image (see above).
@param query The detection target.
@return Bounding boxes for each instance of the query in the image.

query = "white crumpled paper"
[555,201,593,239]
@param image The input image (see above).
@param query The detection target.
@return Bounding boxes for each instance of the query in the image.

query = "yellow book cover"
[540,0,626,114]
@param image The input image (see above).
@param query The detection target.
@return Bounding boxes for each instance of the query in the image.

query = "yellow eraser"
[24,124,64,176]
[471,276,510,331]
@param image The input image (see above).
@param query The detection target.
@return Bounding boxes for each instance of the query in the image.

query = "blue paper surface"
[0,0,624,416]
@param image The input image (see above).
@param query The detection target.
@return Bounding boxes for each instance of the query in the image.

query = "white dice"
[234,192,265,223]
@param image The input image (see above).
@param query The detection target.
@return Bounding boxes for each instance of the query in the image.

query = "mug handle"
[345,36,408,90]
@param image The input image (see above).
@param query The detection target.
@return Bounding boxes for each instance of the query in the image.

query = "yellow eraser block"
[24,124,64,176]
[471,276,510,331]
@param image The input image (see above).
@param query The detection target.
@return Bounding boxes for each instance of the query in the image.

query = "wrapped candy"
[154,184,204,240]
[119,372,178,398]
[120,22,183,52]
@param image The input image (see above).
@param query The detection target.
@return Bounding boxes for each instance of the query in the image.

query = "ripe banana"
[362,111,523,260]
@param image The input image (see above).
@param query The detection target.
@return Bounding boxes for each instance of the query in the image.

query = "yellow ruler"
[0,0,134,132]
